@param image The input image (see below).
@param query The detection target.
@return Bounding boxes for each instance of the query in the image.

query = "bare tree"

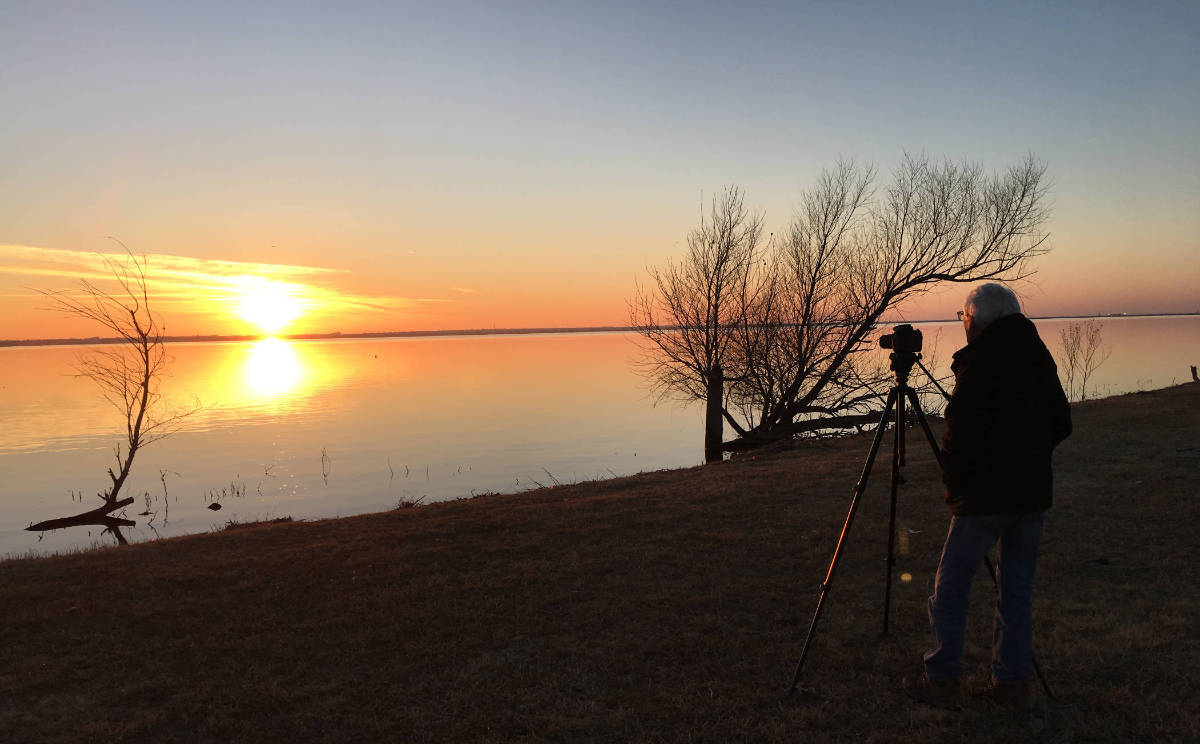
[633,154,1051,457]
[630,186,765,461]
[27,249,193,545]
[723,160,886,440]
[1059,319,1110,401]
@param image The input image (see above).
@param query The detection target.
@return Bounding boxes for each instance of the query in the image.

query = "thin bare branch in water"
[321,447,332,486]
[157,469,182,524]
[203,480,246,506]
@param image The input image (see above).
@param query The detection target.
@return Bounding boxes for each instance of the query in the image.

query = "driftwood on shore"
[27,497,136,544]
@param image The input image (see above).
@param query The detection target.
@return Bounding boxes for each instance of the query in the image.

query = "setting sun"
[235,277,304,334]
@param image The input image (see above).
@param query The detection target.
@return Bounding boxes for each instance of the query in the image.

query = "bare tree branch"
[631,155,1052,457]
[28,247,198,545]
[1059,319,1110,401]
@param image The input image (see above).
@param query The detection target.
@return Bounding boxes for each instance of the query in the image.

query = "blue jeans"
[923,511,1044,684]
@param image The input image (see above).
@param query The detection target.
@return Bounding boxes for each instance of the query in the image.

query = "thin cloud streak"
[1,244,347,278]
[0,244,431,324]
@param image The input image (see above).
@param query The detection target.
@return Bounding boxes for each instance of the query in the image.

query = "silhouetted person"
[903,283,1071,709]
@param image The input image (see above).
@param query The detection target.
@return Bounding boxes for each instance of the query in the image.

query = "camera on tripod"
[879,323,923,354]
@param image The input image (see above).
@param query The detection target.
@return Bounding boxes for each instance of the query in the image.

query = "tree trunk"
[704,366,724,463]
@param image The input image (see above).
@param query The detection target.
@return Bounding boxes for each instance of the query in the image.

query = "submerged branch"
[27,497,137,533]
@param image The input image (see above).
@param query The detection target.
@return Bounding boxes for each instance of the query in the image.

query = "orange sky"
[0,240,651,339]
[0,217,1196,341]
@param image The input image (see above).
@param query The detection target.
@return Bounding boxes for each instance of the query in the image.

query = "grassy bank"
[2,385,1197,743]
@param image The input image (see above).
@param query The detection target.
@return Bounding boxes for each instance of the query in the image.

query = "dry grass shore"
[2,384,1197,743]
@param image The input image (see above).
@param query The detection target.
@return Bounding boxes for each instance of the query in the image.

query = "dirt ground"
[1,384,1197,743]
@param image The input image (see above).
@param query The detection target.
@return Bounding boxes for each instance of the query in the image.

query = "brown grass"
[1,385,1197,743]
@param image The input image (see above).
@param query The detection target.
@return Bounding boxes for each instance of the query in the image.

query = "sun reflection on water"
[245,338,303,398]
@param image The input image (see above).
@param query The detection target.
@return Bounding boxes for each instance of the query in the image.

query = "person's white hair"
[963,283,1022,330]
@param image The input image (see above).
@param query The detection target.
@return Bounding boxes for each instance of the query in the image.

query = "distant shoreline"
[0,325,634,348]
[1,313,1196,349]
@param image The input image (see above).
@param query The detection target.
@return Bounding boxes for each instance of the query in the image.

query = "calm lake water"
[2,316,1197,557]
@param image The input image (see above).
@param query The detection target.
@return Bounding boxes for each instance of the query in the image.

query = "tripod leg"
[906,387,1055,700]
[905,387,944,470]
[882,385,905,636]
[788,387,899,695]
[981,555,1054,700]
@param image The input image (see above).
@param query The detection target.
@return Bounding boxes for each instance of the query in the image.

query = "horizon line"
[1,312,1196,349]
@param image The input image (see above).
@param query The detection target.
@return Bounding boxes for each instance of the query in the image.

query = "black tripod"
[787,344,1053,699]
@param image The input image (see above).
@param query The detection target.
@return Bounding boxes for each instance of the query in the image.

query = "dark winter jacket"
[941,313,1072,515]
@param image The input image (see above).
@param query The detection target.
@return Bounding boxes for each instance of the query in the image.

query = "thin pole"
[788,387,898,695]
